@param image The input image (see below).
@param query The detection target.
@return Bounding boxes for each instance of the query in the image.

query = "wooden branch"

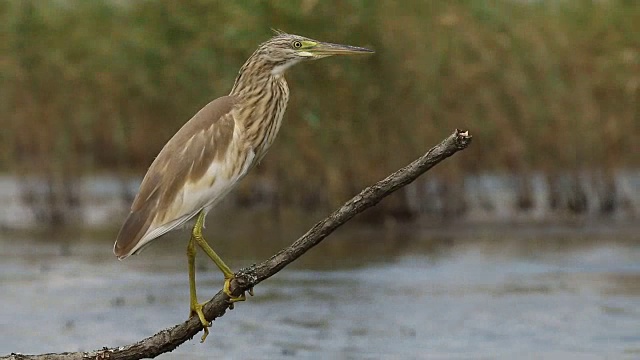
[2,129,472,360]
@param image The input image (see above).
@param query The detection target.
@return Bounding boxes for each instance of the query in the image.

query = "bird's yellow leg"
[191,211,247,304]
[188,234,211,342]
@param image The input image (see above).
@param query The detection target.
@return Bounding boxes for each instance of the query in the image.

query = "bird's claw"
[223,278,254,309]
[190,302,211,342]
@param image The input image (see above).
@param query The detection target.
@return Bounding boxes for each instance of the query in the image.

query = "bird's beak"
[309,41,374,57]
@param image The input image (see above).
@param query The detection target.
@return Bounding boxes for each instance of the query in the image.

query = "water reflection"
[0,220,638,359]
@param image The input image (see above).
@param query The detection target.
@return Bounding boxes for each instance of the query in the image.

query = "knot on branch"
[85,348,113,360]
[228,264,258,299]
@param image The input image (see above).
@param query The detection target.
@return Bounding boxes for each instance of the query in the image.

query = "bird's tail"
[113,209,154,260]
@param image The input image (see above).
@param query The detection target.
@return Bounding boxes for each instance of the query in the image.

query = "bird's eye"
[292,41,302,49]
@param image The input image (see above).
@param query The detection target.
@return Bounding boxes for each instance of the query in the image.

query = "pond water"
[0,217,639,359]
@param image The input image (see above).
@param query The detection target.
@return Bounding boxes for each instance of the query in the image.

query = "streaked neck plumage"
[229,51,291,160]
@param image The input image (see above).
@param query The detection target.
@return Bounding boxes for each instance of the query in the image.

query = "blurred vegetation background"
[0,0,638,224]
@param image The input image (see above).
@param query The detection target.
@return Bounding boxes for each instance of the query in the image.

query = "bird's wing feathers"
[114,95,254,259]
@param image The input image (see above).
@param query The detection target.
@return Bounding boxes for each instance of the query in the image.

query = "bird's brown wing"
[113,95,237,259]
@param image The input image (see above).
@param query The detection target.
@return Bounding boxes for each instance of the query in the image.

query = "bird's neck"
[230,55,284,98]
[229,55,290,159]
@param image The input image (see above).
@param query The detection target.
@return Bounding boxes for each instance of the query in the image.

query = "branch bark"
[3,129,472,360]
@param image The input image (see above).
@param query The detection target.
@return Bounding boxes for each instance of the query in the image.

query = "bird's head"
[255,31,374,75]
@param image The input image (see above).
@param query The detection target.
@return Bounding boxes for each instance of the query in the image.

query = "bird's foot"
[223,277,254,310]
[190,301,211,343]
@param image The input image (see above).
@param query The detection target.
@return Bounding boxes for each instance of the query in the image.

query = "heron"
[113,31,373,341]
